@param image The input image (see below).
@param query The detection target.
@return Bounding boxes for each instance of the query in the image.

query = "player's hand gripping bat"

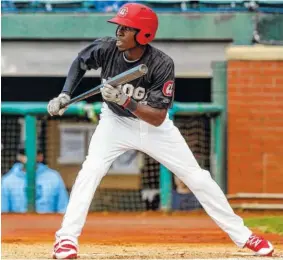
[60,64,148,109]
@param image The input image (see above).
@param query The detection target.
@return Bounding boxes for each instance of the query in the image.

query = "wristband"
[123,98,138,112]
[122,97,131,108]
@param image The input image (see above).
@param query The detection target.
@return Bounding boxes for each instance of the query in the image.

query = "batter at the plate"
[47,3,274,259]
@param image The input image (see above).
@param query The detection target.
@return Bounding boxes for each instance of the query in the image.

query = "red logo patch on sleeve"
[162,80,174,97]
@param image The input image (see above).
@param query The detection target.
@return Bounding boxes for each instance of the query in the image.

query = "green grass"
[244,216,283,235]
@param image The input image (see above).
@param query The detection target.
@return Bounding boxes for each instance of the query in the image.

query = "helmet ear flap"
[136,30,153,45]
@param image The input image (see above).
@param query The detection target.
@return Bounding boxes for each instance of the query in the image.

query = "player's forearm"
[124,99,167,127]
[61,57,86,96]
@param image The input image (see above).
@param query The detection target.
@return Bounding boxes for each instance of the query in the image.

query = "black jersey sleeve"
[61,57,86,95]
[146,59,175,109]
[78,37,115,70]
[61,37,115,95]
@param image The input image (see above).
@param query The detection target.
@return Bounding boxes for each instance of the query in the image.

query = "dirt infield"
[2,211,283,259]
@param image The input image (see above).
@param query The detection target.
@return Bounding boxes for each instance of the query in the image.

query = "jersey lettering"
[122,84,146,100]
[122,84,134,97]
[102,79,146,101]
[133,87,146,100]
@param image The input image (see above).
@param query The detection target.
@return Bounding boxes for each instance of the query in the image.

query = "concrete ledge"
[231,203,283,210]
[227,193,283,199]
[226,45,283,60]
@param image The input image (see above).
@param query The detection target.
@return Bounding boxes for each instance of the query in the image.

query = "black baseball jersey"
[64,37,175,118]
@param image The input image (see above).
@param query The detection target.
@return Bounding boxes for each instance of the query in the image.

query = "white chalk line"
[3,252,282,259]
[2,255,282,260]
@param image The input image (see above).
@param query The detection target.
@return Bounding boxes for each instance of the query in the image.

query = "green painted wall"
[2,13,254,44]
[211,61,227,193]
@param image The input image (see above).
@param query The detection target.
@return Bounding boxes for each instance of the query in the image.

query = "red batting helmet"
[108,3,158,45]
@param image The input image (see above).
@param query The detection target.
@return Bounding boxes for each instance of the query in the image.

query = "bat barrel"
[107,64,148,87]
[61,64,148,108]
[139,64,148,75]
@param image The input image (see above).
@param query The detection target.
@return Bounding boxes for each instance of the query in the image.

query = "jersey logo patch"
[162,80,174,97]
[118,7,128,17]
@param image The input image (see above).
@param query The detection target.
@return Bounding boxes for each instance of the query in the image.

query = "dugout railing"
[1,101,224,212]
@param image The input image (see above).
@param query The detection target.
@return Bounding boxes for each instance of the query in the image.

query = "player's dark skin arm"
[131,104,167,127]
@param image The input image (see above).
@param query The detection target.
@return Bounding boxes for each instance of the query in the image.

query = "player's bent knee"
[80,158,109,177]
[182,169,213,190]
[200,169,211,178]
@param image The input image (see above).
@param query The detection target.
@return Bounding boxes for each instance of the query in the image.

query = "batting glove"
[101,84,128,106]
[47,93,70,116]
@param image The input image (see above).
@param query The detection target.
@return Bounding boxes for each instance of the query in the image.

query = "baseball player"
[48,3,274,259]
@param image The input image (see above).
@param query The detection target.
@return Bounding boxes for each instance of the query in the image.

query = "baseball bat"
[61,64,148,108]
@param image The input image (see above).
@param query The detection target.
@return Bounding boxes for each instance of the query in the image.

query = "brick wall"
[227,59,283,194]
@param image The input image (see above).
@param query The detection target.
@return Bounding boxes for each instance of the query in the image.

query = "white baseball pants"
[56,103,252,247]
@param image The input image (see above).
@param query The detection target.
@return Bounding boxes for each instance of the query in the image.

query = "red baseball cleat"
[53,239,78,259]
[245,234,274,256]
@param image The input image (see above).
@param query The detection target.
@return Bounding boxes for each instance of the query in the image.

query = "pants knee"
[181,168,213,190]
[80,157,108,177]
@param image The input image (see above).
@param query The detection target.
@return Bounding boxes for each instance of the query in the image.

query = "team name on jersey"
[102,79,146,101]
